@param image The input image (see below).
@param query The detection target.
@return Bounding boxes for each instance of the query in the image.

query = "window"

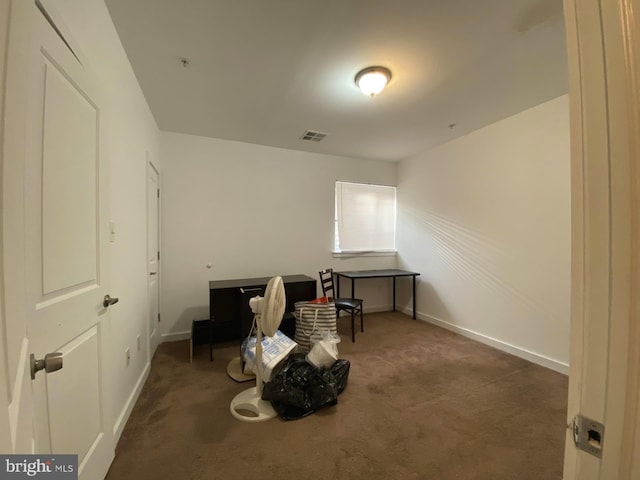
[334,181,396,253]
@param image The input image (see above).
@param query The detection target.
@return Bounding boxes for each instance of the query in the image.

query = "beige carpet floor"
[105,312,568,480]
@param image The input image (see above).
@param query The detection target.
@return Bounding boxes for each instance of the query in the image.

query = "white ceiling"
[105,0,568,162]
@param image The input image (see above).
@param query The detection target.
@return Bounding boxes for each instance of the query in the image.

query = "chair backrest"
[319,268,335,299]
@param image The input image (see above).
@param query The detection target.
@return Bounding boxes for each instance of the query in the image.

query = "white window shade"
[335,181,396,252]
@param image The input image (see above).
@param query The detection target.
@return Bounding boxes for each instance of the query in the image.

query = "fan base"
[226,357,255,383]
[230,387,278,422]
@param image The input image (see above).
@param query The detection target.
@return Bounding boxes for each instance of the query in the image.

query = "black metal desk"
[335,269,420,319]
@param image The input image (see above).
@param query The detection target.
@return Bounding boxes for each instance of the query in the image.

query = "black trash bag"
[261,353,350,420]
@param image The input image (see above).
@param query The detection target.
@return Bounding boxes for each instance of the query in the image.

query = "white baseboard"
[336,304,391,316]
[363,304,393,314]
[156,307,568,374]
[113,362,150,443]
[161,306,392,341]
[160,330,190,343]
[398,306,569,375]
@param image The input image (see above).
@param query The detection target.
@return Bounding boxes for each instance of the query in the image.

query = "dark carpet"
[105,312,568,480]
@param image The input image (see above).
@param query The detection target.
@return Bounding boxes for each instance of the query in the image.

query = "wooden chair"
[319,268,364,342]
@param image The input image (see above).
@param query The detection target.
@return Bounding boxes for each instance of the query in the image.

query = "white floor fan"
[230,276,286,422]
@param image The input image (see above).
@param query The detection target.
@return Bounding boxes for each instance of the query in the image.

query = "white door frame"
[563,0,640,478]
[146,154,161,357]
[1,0,37,456]
[0,0,12,455]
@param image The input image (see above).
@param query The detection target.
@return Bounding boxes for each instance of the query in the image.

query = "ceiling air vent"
[300,130,327,142]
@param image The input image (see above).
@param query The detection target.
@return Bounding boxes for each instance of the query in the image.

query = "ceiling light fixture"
[354,66,392,97]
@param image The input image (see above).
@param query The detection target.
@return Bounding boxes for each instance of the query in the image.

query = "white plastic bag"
[306,329,341,368]
[241,330,297,382]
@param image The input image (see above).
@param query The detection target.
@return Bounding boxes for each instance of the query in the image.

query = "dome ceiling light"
[354,66,392,97]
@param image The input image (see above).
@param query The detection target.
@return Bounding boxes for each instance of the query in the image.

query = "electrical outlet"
[136,335,141,351]
[125,347,130,366]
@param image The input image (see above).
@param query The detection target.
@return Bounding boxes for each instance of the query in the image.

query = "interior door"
[147,159,160,355]
[563,0,640,478]
[24,6,114,479]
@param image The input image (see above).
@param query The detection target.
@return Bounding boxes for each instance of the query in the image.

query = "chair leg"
[360,307,364,333]
[351,311,355,343]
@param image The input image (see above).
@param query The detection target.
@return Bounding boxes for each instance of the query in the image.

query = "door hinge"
[157,188,160,198]
[572,415,604,458]
[158,313,161,323]
[157,251,160,261]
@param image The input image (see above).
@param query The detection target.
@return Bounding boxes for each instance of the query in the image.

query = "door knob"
[103,294,119,308]
[30,352,63,380]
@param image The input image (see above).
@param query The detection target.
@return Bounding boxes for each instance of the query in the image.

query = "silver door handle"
[30,352,63,380]
[103,294,119,308]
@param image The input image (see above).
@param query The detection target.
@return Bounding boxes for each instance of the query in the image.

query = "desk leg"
[336,275,340,298]
[190,321,194,363]
[351,278,355,299]
[412,276,416,320]
[393,276,396,311]
[209,317,214,361]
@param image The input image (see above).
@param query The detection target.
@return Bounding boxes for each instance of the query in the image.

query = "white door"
[147,159,160,355]
[563,0,640,479]
[23,6,114,479]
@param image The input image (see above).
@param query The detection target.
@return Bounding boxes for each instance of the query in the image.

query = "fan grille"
[260,276,285,336]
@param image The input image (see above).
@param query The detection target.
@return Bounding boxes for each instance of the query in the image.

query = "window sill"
[331,250,397,258]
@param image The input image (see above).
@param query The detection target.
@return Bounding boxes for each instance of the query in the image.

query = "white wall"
[48,0,160,440]
[396,95,571,373]
[160,132,397,338]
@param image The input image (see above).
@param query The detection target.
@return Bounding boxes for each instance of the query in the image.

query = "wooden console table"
[334,269,420,319]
